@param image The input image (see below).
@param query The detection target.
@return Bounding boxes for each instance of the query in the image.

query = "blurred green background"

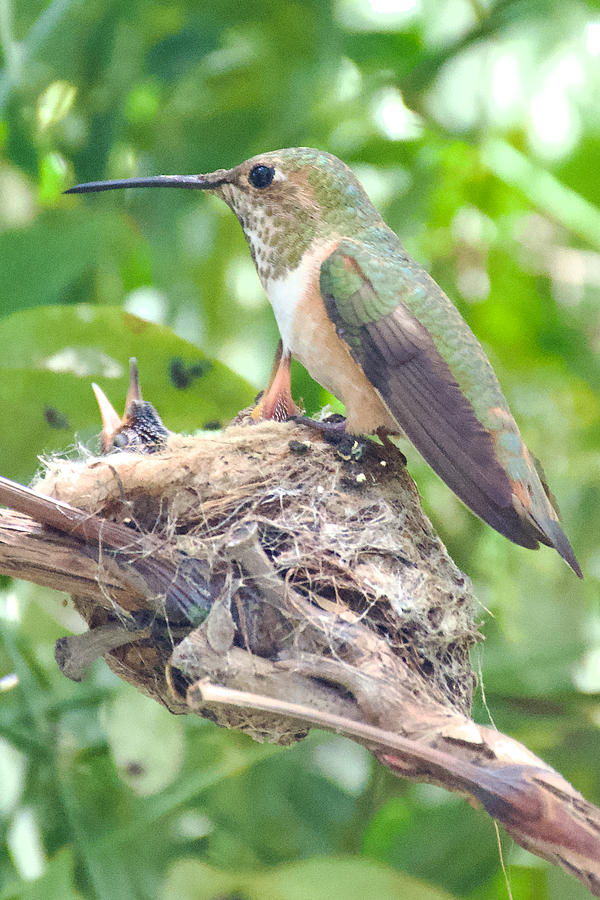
[0,0,599,897]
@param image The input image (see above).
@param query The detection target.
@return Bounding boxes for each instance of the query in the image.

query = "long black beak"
[64,173,228,194]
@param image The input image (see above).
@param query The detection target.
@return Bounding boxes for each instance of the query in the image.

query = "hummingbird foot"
[292,414,367,462]
[250,342,300,423]
[291,413,347,437]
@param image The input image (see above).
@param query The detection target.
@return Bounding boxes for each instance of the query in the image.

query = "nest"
[37,414,479,744]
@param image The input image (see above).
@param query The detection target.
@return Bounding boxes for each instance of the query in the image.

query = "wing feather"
[320,245,542,548]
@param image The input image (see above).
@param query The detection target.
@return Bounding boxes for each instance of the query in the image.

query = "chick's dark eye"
[249,165,275,189]
[113,431,130,449]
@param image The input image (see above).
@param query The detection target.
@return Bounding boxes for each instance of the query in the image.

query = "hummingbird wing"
[320,240,581,573]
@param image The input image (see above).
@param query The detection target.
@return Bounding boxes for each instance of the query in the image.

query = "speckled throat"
[218,182,318,285]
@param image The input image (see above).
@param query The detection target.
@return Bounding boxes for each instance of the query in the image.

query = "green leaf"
[99,692,185,796]
[0,211,132,317]
[199,749,357,866]
[362,795,503,895]
[161,856,458,900]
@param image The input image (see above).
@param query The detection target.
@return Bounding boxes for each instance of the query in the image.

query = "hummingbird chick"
[93,358,169,454]
[68,149,581,576]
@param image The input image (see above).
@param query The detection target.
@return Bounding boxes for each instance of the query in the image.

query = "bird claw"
[291,414,347,439]
[292,415,366,462]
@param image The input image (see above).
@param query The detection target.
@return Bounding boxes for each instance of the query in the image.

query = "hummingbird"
[66,148,581,576]
[93,357,169,453]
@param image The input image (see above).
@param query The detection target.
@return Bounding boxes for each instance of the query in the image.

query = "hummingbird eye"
[248,165,275,189]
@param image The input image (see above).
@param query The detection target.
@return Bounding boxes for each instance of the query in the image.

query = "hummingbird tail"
[535,517,582,579]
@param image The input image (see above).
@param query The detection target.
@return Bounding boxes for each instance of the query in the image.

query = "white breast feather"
[264,247,323,352]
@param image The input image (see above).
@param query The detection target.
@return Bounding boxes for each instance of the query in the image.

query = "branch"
[0,509,141,605]
[193,683,600,893]
[0,474,213,621]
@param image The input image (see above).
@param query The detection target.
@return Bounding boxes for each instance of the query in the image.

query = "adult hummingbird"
[67,148,581,576]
